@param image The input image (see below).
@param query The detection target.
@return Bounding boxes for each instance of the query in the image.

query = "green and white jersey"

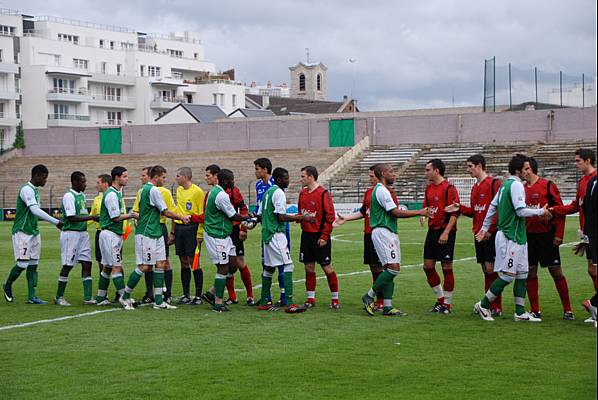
[12,182,40,236]
[204,185,236,239]
[136,183,166,239]
[258,185,287,244]
[100,186,124,235]
[61,189,88,231]
[495,177,528,245]
[370,183,398,234]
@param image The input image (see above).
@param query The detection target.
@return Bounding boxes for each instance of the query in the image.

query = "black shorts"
[528,232,561,268]
[174,223,198,257]
[231,225,245,257]
[363,233,381,266]
[94,230,101,262]
[299,231,332,266]
[161,223,169,259]
[423,229,456,262]
[475,232,496,264]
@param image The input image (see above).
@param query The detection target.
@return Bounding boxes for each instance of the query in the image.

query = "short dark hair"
[111,166,127,180]
[369,164,379,171]
[98,174,112,185]
[373,163,391,180]
[142,166,152,173]
[272,167,288,182]
[467,154,486,170]
[301,166,319,181]
[254,158,272,174]
[427,158,446,176]
[527,157,539,174]
[205,164,221,175]
[508,154,528,175]
[150,165,166,178]
[70,171,85,184]
[217,168,234,184]
[31,164,48,177]
[576,148,596,166]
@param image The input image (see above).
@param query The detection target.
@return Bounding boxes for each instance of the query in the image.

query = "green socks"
[153,270,165,305]
[283,271,293,304]
[481,277,511,309]
[56,276,68,299]
[82,277,93,301]
[513,278,527,315]
[5,265,25,286]
[26,265,37,300]
[260,274,273,306]
[123,268,143,300]
[214,274,226,300]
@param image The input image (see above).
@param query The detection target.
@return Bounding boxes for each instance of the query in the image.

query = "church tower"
[289,60,327,101]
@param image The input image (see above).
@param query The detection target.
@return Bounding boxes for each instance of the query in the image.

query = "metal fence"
[484,57,596,111]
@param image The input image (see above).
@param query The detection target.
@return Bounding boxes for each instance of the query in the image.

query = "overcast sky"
[4,0,596,110]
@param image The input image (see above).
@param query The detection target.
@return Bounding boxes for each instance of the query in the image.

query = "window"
[73,58,88,69]
[58,33,79,44]
[317,74,322,91]
[0,49,3,63]
[194,53,199,60]
[0,25,15,36]
[103,87,122,101]
[107,111,122,125]
[219,94,224,106]
[148,66,161,77]
[110,41,115,50]
[53,78,75,93]
[172,71,183,79]
[299,74,306,91]
[168,49,183,58]
[100,62,107,74]
[53,103,70,117]
[140,65,145,77]
[99,39,104,48]
[212,94,217,105]
[232,94,237,107]
[120,42,134,50]
[116,64,122,76]
[54,55,61,66]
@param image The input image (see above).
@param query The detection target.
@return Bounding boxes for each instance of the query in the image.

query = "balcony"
[0,87,19,100]
[0,112,20,126]
[47,87,91,102]
[0,62,19,74]
[88,93,137,109]
[47,113,92,127]
[88,73,136,86]
[150,95,186,109]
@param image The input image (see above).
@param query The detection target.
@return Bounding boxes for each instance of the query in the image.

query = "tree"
[13,125,25,149]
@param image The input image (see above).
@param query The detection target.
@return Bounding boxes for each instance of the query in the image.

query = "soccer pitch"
[0,218,596,399]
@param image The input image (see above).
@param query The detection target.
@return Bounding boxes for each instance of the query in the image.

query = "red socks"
[240,265,253,298]
[424,268,441,287]
[226,275,237,302]
[326,271,339,293]
[527,275,539,313]
[553,276,572,312]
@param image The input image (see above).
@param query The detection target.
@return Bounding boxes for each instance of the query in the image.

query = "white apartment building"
[0,9,21,151]
[245,81,290,98]
[3,9,245,135]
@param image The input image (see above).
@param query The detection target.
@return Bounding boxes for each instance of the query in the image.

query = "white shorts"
[12,232,41,261]
[263,232,292,267]
[494,230,528,274]
[372,228,401,266]
[99,230,123,267]
[60,230,92,266]
[204,232,236,265]
[135,234,166,265]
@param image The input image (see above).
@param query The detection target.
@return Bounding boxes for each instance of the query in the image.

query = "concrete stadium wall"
[21,106,596,156]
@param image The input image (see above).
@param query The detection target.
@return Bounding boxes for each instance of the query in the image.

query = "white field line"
[0,242,578,332]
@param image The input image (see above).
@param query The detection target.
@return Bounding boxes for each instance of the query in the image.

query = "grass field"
[0,217,596,399]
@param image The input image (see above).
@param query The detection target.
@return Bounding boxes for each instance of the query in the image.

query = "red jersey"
[225,186,249,227]
[298,185,335,241]
[460,176,501,234]
[524,178,565,237]
[553,170,597,230]
[360,185,398,234]
[423,180,460,231]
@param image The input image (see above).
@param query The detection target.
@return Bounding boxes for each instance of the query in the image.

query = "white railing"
[35,15,135,33]
[90,94,136,103]
[153,95,185,103]
[49,87,88,95]
[48,114,90,121]
[0,7,20,16]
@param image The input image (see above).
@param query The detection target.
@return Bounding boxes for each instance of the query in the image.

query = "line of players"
[3,149,597,321]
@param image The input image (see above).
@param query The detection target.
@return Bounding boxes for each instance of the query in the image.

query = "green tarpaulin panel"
[329,119,354,147]
[99,128,122,154]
